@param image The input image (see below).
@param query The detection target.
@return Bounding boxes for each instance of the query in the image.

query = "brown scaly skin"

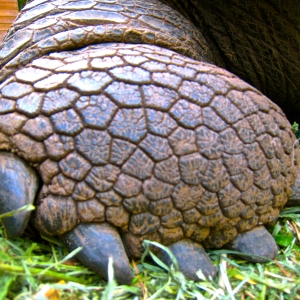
[0,0,299,283]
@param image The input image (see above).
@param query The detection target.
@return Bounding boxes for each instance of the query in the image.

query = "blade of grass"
[39,246,83,275]
[147,276,172,300]
[219,254,235,300]
[0,263,87,284]
[142,240,179,272]
[0,204,35,219]
[101,257,117,300]
[0,274,16,300]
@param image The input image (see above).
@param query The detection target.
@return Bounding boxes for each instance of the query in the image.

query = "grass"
[6,3,300,299]
[292,122,300,140]
[1,206,300,299]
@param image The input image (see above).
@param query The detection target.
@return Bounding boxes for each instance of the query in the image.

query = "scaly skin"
[0,0,212,83]
[0,41,298,251]
[0,0,299,282]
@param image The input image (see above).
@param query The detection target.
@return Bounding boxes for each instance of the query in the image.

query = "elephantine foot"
[225,226,278,262]
[157,239,217,281]
[0,152,39,238]
[60,223,133,284]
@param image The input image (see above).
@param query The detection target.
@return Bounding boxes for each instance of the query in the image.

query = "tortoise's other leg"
[225,226,278,262]
[60,223,133,284]
[0,152,39,238]
[157,239,217,280]
[285,169,300,207]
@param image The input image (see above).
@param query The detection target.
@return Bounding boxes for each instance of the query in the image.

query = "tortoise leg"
[225,226,278,262]
[286,169,300,207]
[0,152,39,238]
[60,223,133,284]
[157,239,217,280]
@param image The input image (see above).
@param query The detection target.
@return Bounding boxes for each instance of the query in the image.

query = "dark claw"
[286,169,300,206]
[157,239,217,280]
[225,225,278,262]
[0,152,39,238]
[60,223,133,284]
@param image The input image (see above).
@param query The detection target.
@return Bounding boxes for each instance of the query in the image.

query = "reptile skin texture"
[0,0,299,270]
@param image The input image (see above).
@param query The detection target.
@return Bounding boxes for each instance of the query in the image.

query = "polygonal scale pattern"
[0,0,212,84]
[0,43,298,254]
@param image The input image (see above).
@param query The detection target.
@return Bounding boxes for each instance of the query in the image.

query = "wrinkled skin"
[161,0,300,123]
[0,0,300,284]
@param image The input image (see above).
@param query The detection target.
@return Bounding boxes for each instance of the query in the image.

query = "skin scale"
[0,0,300,284]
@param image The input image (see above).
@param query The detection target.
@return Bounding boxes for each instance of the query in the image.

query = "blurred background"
[0,0,19,41]
[0,0,30,41]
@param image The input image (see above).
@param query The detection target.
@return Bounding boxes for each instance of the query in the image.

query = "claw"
[225,226,278,262]
[0,152,39,238]
[286,169,300,207]
[157,239,217,280]
[60,223,133,284]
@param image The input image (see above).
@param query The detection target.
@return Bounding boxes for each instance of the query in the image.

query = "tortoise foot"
[157,239,217,281]
[286,169,300,206]
[0,152,39,238]
[60,223,133,284]
[225,226,278,262]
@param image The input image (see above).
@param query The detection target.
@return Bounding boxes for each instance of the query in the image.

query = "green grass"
[1,206,300,299]
[7,2,300,299]
[292,122,300,140]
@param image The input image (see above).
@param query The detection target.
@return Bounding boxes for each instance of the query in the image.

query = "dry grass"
[1,206,300,299]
